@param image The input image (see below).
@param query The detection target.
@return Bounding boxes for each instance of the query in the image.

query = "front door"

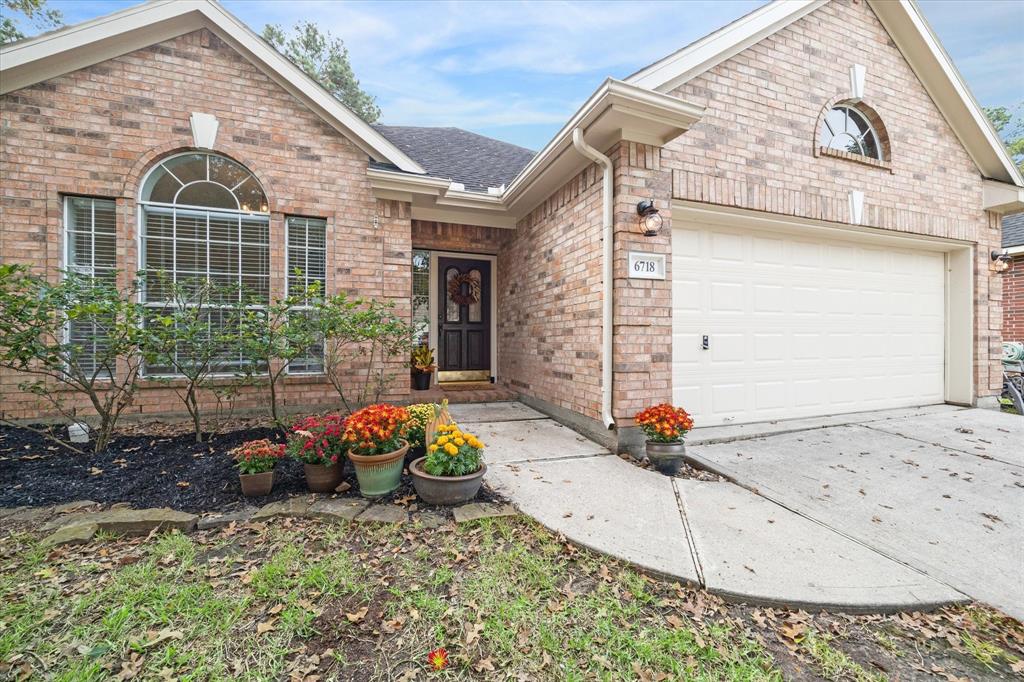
[437,256,491,382]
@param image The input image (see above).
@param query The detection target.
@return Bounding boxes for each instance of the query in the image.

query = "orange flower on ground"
[427,647,449,671]
[634,403,694,443]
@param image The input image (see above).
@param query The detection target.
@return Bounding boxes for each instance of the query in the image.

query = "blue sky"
[34,0,1024,150]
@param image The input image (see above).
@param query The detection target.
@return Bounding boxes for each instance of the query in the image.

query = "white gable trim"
[626,0,827,93]
[0,0,425,174]
[626,0,1022,187]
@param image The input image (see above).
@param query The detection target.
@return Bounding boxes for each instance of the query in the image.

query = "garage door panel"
[672,222,945,426]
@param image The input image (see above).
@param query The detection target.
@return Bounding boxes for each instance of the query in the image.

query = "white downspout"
[572,128,615,429]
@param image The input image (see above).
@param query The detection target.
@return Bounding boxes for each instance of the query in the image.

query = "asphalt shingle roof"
[1004,212,1024,249]
[373,125,535,193]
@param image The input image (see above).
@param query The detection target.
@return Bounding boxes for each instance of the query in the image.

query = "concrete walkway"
[453,402,966,614]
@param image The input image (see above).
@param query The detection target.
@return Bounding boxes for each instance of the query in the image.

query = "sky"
[27,0,1024,151]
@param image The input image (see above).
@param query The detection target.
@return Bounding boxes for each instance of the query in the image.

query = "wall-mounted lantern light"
[636,200,663,237]
[992,249,1012,273]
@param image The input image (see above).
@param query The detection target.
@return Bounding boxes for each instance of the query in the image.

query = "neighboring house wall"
[661,0,1003,398]
[0,29,411,419]
[1005,257,1024,343]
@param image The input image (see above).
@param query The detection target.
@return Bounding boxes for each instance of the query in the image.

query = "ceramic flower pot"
[239,470,275,497]
[646,441,686,476]
[412,372,432,390]
[348,440,409,497]
[303,461,344,493]
[409,457,486,506]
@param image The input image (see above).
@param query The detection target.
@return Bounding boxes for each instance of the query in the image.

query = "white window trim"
[821,104,884,161]
[284,216,327,376]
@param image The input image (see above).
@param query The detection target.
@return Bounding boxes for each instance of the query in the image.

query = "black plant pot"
[412,372,432,390]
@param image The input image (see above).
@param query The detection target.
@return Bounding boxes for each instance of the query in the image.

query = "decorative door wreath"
[447,272,481,306]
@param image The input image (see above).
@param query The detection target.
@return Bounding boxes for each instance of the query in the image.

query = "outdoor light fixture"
[992,249,1012,273]
[636,199,663,237]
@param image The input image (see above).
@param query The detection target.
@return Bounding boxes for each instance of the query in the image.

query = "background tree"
[1,0,62,43]
[262,21,381,123]
[985,104,1024,174]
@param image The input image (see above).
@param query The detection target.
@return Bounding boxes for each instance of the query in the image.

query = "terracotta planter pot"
[410,457,486,506]
[303,461,344,493]
[239,470,275,497]
[646,440,686,476]
[348,440,408,497]
[412,372,432,390]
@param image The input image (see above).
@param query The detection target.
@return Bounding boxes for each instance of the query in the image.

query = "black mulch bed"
[0,425,504,514]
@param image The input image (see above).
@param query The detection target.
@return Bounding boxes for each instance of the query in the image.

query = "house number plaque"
[627,251,666,280]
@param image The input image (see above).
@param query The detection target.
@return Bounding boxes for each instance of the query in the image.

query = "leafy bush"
[424,423,484,476]
[314,293,413,414]
[0,265,147,454]
[342,403,409,456]
[286,414,346,466]
[232,439,286,474]
[634,404,694,443]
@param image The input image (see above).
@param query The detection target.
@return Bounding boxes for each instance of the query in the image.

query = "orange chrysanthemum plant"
[231,438,286,475]
[343,403,410,456]
[424,423,484,477]
[634,403,694,443]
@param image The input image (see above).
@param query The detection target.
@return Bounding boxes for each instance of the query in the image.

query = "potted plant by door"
[288,414,347,493]
[231,438,286,497]
[344,403,410,497]
[634,404,695,475]
[410,423,487,505]
[411,345,436,391]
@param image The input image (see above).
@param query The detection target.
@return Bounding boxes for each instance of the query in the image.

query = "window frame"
[137,152,271,379]
[62,195,118,380]
[819,104,884,161]
[284,215,328,376]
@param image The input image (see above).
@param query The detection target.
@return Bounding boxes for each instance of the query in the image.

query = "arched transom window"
[139,152,271,374]
[819,105,883,160]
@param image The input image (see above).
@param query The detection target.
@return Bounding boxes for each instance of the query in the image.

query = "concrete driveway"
[686,406,1024,620]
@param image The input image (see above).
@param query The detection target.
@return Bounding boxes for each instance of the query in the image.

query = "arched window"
[139,152,270,375]
[819,104,883,161]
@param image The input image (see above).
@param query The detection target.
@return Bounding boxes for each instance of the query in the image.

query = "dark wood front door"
[437,257,491,381]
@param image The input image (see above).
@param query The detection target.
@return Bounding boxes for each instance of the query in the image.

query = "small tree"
[0,265,147,453]
[234,287,322,428]
[1,0,63,44]
[142,275,243,443]
[315,293,414,414]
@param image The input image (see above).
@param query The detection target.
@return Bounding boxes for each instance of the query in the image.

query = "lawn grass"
[1,513,1021,681]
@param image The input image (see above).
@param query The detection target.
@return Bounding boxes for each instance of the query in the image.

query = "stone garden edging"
[4,497,520,549]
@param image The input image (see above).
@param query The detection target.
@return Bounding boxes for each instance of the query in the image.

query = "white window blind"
[64,196,117,378]
[286,216,327,374]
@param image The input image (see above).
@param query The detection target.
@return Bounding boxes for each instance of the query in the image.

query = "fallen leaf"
[257,619,276,634]
[666,615,685,629]
[176,481,191,488]
[473,657,495,673]
[345,607,368,624]
[89,467,104,476]
[143,629,183,648]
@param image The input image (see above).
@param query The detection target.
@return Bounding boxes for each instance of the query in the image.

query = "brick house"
[1003,213,1024,342]
[1,0,1022,452]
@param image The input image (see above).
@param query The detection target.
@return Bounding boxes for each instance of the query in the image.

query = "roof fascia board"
[368,168,506,213]
[1006,245,1024,256]
[983,180,1024,214]
[625,0,827,93]
[502,79,703,214]
[867,0,1023,187]
[0,0,426,174]
[411,206,516,230]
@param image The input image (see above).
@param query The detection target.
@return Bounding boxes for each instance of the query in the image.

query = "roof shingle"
[1004,212,1024,249]
[372,125,535,193]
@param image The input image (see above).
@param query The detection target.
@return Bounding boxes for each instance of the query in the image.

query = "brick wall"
[0,29,411,420]
[662,0,1003,398]
[411,220,507,255]
[1005,257,1024,343]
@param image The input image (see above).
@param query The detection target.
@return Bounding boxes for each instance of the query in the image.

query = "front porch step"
[410,383,517,404]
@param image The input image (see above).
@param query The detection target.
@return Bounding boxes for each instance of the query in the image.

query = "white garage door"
[672,221,946,426]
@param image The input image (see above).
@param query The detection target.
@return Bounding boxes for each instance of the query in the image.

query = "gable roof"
[373,126,535,193]
[0,0,425,174]
[1004,213,1024,249]
[626,0,1023,188]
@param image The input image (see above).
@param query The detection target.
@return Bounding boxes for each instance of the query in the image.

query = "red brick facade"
[0,29,410,419]
[1004,257,1024,343]
[662,0,1004,397]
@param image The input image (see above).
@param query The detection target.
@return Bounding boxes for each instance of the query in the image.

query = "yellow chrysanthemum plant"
[405,403,435,449]
[424,423,485,477]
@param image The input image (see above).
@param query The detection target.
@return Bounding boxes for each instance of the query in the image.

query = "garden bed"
[0,424,502,513]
